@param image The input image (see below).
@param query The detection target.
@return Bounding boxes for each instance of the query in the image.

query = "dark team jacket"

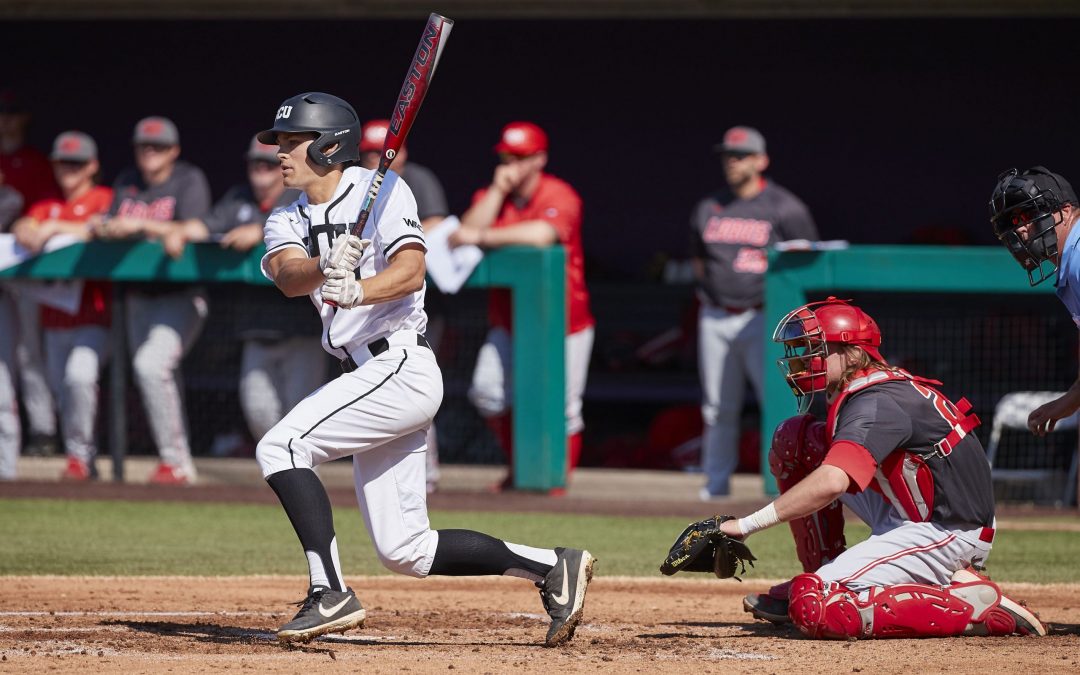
[109,160,212,295]
[204,184,318,341]
[823,368,995,531]
[690,180,818,309]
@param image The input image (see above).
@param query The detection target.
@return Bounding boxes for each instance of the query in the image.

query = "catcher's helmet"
[989,166,1078,286]
[772,297,883,412]
[257,92,360,167]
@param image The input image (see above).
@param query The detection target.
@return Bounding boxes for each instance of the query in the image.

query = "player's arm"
[472,220,558,248]
[12,215,96,253]
[458,185,506,231]
[717,464,851,539]
[266,247,325,297]
[358,244,426,304]
[1028,370,1080,436]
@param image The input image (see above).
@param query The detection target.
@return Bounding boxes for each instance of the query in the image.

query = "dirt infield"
[0,576,1077,674]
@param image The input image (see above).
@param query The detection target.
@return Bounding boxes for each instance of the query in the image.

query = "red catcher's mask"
[772,297,884,412]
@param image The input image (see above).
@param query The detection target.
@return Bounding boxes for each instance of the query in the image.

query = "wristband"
[737,502,780,537]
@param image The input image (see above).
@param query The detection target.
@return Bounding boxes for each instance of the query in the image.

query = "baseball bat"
[350,12,453,238]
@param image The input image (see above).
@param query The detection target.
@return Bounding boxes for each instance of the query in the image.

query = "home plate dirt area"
[0,576,1077,673]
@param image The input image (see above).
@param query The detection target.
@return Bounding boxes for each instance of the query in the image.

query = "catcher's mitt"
[659,515,757,580]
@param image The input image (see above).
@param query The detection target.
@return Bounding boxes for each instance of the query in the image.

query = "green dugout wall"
[762,245,1057,495]
[0,241,567,490]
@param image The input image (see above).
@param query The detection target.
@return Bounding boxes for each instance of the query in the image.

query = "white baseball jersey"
[261,166,428,360]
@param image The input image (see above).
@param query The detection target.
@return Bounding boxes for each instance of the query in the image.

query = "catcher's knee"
[788,573,862,639]
[768,414,828,484]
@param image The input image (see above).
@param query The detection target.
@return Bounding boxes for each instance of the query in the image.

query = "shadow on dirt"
[106,619,546,649]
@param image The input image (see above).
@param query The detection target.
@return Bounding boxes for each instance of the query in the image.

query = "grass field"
[2,498,1078,583]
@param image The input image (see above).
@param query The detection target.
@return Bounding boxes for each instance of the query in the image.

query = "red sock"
[486,412,514,475]
[568,432,582,475]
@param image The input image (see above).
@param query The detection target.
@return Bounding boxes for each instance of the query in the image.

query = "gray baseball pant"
[698,305,765,496]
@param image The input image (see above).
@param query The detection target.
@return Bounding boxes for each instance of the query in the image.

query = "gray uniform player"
[95,116,212,484]
[690,126,818,498]
[255,92,595,646]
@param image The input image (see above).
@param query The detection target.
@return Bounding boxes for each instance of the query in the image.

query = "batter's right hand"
[320,234,370,275]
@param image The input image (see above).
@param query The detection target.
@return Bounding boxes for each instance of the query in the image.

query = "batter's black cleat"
[538,547,596,647]
[276,586,366,644]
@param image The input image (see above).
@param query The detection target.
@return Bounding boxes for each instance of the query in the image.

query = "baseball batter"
[256,92,595,645]
[729,298,1044,639]
[990,167,1080,435]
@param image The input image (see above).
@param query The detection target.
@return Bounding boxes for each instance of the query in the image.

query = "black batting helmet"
[257,92,360,167]
[989,166,1078,286]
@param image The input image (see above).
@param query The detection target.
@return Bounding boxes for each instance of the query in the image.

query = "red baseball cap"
[360,119,400,152]
[493,122,548,156]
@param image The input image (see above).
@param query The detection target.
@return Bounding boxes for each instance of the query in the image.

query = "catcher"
[663,298,1046,639]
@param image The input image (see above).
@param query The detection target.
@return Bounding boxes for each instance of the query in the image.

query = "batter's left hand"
[321,267,364,308]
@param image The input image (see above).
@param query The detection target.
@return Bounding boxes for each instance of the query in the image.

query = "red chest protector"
[825,368,981,522]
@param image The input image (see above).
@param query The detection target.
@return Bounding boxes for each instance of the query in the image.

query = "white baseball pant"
[126,288,207,471]
[13,285,57,437]
[698,305,765,495]
[817,488,993,592]
[239,337,328,440]
[468,325,594,435]
[256,332,442,578]
[44,325,109,466]
[0,288,20,479]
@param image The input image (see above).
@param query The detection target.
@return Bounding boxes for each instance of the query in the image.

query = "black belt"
[340,334,430,373]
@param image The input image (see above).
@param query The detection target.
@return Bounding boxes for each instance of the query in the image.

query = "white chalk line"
[0,610,278,617]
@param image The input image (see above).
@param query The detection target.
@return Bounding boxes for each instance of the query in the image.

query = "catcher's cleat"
[950,568,1046,637]
[539,547,596,647]
[276,586,367,644]
[743,593,792,624]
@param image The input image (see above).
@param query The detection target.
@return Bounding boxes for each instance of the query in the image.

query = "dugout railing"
[0,241,567,491]
[764,246,1077,503]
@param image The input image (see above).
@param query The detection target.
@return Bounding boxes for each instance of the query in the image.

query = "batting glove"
[319,234,370,275]
[321,268,364,309]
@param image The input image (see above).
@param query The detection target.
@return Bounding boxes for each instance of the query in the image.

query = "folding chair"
[984,391,1080,505]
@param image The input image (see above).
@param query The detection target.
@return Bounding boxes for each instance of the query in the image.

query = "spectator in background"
[358,119,448,230]
[12,131,113,480]
[690,126,818,500]
[0,166,23,478]
[359,119,449,493]
[450,122,594,494]
[166,135,327,444]
[94,116,211,485]
[0,89,60,458]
